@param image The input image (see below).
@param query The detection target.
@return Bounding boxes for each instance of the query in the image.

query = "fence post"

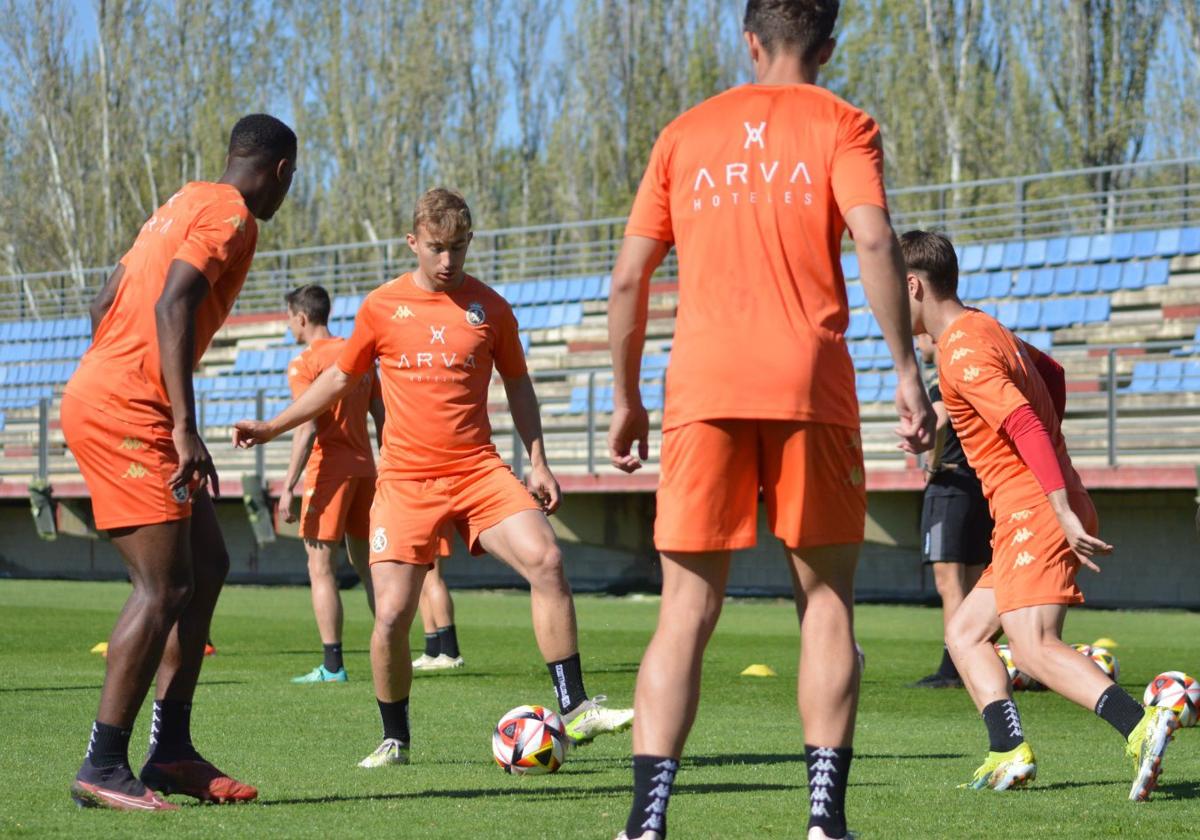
[1014,178,1026,239]
[586,370,597,474]
[255,389,266,482]
[1106,349,1117,467]
[37,396,49,481]
[512,427,524,480]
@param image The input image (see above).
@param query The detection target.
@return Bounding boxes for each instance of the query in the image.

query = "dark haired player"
[606,2,934,838]
[901,229,1178,801]
[62,114,296,809]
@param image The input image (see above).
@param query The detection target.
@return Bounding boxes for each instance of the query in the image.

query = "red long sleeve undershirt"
[1001,404,1066,494]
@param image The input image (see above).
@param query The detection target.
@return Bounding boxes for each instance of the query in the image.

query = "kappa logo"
[465,302,486,326]
[371,526,388,553]
[223,214,246,232]
[1009,509,1034,522]
[945,329,967,345]
[962,365,981,383]
[743,120,767,149]
[429,325,447,345]
[1015,551,1035,567]
[392,305,415,320]
[950,347,974,363]
[1011,527,1034,545]
[847,466,865,486]
[122,462,148,479]
[288,366,300,377]
[171,485,189,504]
[305,487,316,497]
[118,437,144,451]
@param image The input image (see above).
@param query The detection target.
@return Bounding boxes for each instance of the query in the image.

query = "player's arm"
[89,264,125,337]
[156,260,220,497]
[1020,339,1067,420]
[608,235,671,473]
[844,205,935,455]
[369,397,386,451]
[503,373,560,514]
[234,364,356,448]
[278,420,317,524]
[925,399,950,478]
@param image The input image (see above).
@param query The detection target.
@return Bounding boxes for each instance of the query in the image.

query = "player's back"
[626,84,887,432]
[936,309,1085,513]
[289,337,377,479]
[67,182,258,427]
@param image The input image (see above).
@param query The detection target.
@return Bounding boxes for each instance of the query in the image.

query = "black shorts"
[920,484,993,566]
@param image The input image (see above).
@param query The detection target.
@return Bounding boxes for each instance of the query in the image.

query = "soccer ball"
[492,705,568,775]
[1143,672,1200,727]
[994,643,1039,691]
[1072,643,1094,657]
[1089,647,1120,681]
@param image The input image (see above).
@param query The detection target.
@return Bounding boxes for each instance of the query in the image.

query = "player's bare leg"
[305,539,343,648]
[413,558,461,670]
[360,560,426,768]
[1002,604,1110,708]
[345,535,376,615]
[480,509,632,741]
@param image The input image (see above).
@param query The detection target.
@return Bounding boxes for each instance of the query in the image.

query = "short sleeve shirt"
[288,336,378,480]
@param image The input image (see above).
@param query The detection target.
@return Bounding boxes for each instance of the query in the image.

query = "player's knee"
[523,542,566,590]
[141,575,194,618]
[944,611,977,654]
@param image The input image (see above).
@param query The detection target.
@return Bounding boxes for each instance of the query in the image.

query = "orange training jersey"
[936,309,1086,514]
[288,336,380,480]
[66,182,258,427]
[625,84,888,431]
[336,273,527,479]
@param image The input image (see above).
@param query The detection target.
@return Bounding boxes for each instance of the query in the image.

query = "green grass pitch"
[1,579,1197,837]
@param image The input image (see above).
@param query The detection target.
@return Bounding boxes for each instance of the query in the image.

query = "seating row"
[0,316,90,343]
[0,337,91,363]
[0,362,77,385]
[1123,361,1200,393]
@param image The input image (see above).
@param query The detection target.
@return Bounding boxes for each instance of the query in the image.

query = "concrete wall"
[0,489,1196,608]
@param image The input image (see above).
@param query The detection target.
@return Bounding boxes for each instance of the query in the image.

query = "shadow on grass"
[260,781,800,807]
[1023,779,1125,792]
[0,679,245,693]
[857,752,967,761]
[1154,780,1200,801]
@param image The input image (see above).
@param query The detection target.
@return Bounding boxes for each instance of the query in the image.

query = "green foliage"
[2,580,1200,837]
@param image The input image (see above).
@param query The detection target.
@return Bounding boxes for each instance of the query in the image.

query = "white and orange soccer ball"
[1089,647,1120,681]
[994,643,1039,691]
[492,705,569,775]
[1143,672,1200,728]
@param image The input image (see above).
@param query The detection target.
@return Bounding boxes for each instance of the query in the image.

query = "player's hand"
[525,463,562,515]
[279,486,297,523]
[232,419,277,449]
[609,402,650,473]
[1055,509,1112,572]
[171,426,220,499]
[894,373,935,454]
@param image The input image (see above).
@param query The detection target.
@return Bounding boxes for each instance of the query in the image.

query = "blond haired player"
[235,189,632,766]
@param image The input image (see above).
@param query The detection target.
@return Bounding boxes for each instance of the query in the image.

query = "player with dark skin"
[66,116,295,810]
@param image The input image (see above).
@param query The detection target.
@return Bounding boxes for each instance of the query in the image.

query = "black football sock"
[378,698,410,743]
[981,699,1025,752]
[147,699,198,762]
[547,653,588,715]
[323,642,344,673]
[83,720,132,771]
[806,745,852,838]
[1095,685,1145,740]
[937,646,959,679]
[625,755,678,838]
[423,632,440,658]
[436,624,460,658]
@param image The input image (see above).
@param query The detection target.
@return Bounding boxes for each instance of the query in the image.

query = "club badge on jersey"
[466,303,486,327]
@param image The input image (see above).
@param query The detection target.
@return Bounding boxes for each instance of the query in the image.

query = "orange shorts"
[300,474,375,542]
[368,463,540,565]
[655,419,867,552]
[61,393,191,530]
[976,492,1098,614]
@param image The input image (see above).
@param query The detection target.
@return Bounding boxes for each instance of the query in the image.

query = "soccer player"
[412,555,466,670]
[234,188,633,767]
[278,284,382,684]
[606,3,935,838]
[901,229,1178,800]
[61,114,296,810]
[912,333,993,689]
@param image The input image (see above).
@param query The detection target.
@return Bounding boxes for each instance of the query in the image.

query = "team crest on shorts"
[465,303,486,326]
[172,485,189,504]
[371,526,388,553]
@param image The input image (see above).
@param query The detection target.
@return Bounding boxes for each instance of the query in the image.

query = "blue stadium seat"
[1125,362,1156,393]
[1156,361,1184,392]
[0,322,11,341]
[1001,242,1025,270]
[1099,263,1123,292]
[581,275,603,300]
[600,275,612,298]
[1012,271,1034,298]
[1016,301,1041,330]
[642,383,664,411]
[234,351,259,373]
[1180,227,1200,254]
[982,243,1004,271]
[0,410,5,432]
[866,313,882,338]
[1019,331,1053,353]
[1120,262,1146,290]
[846,283,866,309]
[1052,267,1076,295]
[493,283,511,301]
[1066,235,1091,263]
[1044,237,1069,266]
[1089,234,1113,262]
[1155,228,1182,257]
[508,282,530,305]
[1084,296,1111,323]
[520,333,531,354]
[564,302,583,326]
[873,340,894,370]
[988,273,1011,298]
[841,253,860,280]
[1145,260,1169,286]
[850,341,872,371]
[565,277,585,301]
[549,279,570,302]
[1111,232,1135,261]
[847,312,869,340]
[1032,270,1055,297]
[960,275,984,301]
[997,301,1019,327]
[1075,265,1100,293]
[1023,239,1047,267]
[978,303,999,318]
[960,245,984,273]
[1132,230,1158,259]
[548,304,568,328]
[534,280,555,304]
[1174,326,1200,357]
[856,373,881,403]
[1182,361,1200,392]
[1040,300,1069,329]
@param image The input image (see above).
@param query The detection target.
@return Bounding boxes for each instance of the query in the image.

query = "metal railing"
[1,157,1198,322]
[5,338,1199,488]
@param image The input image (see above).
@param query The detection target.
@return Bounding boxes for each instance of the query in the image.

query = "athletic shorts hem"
[369,551,435,567]
[94,508,191,532]
[922,555,990,567]
[653,533,758,553]
[776,529,866,551]
[992,593,1086,615]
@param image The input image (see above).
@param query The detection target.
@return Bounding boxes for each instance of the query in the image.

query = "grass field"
[1,579,1198,838]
